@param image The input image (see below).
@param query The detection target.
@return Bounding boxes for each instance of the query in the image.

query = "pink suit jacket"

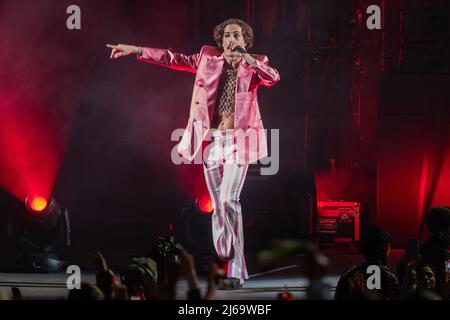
[137,45,280,164]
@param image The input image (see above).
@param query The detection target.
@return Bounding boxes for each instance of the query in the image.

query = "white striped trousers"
[203,129,249,284]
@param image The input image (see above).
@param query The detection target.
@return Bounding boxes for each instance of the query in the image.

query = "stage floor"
[0,272,338,300]
[0,250,404,300]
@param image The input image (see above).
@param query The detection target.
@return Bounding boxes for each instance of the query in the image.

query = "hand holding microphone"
[228,41,247,55]
[232,45,247,54]
[228,41,258,66]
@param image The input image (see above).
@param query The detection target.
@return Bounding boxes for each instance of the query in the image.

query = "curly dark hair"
[359,225,391,259]
[213,18,254,50]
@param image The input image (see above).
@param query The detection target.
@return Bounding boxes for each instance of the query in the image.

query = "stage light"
[25,196,49,213]
[13,195,71,272]
[172,199,214,276]
[196,195,213,214]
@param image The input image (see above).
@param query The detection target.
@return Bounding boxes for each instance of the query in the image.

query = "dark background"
[0,0,449,267]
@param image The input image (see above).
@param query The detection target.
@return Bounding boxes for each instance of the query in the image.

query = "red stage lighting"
[11,195,72,272]
[196,195,213,214]
[25,196,49,213]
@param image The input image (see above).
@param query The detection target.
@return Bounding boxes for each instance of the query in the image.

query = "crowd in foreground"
[0,207,448,300]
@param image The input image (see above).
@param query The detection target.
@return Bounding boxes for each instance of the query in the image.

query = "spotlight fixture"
[25,195,49,213]
[172,197,214,276]
[14,196,71,272]
[195,195,214,215]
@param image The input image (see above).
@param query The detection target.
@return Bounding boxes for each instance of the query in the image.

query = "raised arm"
[106,44,200,73]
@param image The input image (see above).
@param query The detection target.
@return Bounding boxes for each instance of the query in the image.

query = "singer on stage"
[107,18,280,289]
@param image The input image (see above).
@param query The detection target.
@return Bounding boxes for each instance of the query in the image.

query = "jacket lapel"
[204,54,224,120]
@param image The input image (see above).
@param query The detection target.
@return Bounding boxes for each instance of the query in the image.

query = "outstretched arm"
[138,47,200,73]
[107,44,200,73]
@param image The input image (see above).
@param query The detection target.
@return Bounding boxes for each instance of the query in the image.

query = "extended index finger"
[106,44,118,49]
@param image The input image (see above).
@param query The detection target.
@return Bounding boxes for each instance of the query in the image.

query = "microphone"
[232,46,247,54]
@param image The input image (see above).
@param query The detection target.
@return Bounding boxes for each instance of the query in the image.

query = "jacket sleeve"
[252,55,280,87]
[137,47,200,73]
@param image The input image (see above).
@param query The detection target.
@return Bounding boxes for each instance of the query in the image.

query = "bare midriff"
[211,60,238,131]
[211,112,234,130]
